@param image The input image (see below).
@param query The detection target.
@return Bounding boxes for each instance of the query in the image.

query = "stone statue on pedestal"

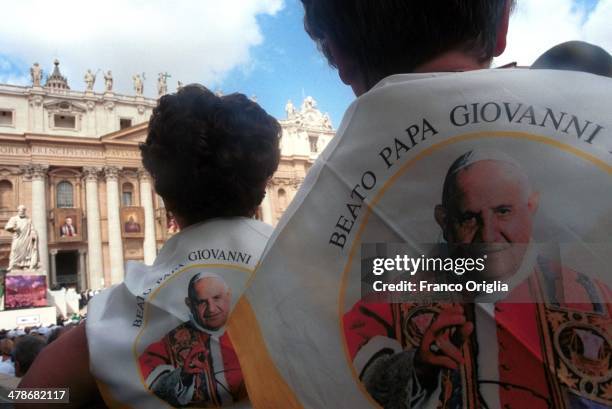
[302,96,316,111]
[84,69,96,91]
[157,72,169,96]
[133,73,144,96]
[285,100,296,119]
[30,63,43,87]
[322,113,332,129]
[104,70,114,92]
[4,205,39,271]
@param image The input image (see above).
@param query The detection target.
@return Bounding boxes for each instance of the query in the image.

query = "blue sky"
[218,1,354,127]
[0,0,609,129]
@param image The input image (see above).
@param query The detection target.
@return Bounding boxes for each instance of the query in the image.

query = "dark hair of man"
[301,0,510,89]
[140,84,281,225]
[532,41,612,78]
[14,335,46,376]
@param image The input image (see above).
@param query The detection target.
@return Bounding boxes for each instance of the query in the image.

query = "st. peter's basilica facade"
[0,60,334,291]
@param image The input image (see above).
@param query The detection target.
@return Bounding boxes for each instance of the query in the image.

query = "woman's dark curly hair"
[140,84,281,224]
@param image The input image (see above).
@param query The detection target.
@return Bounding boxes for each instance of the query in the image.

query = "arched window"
[309,135,319,153]
[278,188,287,210]
[56,181,74,208]
[0,180,13,210]
[122,182,134,206]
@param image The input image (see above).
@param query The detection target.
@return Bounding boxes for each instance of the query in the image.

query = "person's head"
[140,84,281,227]
[434,150,539,279]
[185,273,232,331]
[46,327,64,345]
[0,338,13,356]
[14,335,46,377]
[65,217,73,226]
[17,205,26,217]
[301,0,512,95]
[128,216,135,223]
[532,41,612,78]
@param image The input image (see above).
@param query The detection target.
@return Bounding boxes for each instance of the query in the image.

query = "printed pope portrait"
[121,206,144,238]
[55,208,82,242]
[138,273,246,407]
[343,145,612,409]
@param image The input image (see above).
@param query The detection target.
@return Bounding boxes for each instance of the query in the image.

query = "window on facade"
[122,182,134,206]
[278,188,287,210]
[120,118,133,130]
[54,114,76,129]
[56,181,74,208]
[309,135,319,153]
[0,110,13,126]
[0,180,13,210]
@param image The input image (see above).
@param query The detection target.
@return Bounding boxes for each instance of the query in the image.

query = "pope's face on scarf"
[186,276,232,331]
[435,160,539,279]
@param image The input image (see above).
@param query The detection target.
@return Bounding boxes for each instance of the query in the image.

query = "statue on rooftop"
[322,113,332,129]
[157,72,169,97]
[302,96,316,111]
[133,73,144,96]
[104,70,113,92]
[84,69,96,91]
[30,63,43,87]
[285,100,296,119]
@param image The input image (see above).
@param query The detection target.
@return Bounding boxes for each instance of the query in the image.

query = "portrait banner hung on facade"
[54,208,82,243]
[87,218,272,408]
[121,206,145,238]
[233,69,612,409]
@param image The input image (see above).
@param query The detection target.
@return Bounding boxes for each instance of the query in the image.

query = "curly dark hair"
[301,0,512,90]
[140,84,281,224]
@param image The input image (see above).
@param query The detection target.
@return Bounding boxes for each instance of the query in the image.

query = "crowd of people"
[0,319,84,402]
[0,286,93,403]
[9,0,612,408]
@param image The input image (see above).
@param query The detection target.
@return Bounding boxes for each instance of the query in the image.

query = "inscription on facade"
[0,144,141,159]
[0,145,30,155]
[106,149,141,158]
[31,145,105,158]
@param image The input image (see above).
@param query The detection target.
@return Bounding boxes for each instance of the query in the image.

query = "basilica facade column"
[104,166,125,284]
[138,169,156,265]
[29,164,49,273]
[83,167,104,289]
[78,249,87,292]
[49,249,58,287]
[261,186,274,225]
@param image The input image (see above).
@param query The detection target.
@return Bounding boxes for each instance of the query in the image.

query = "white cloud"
[0,0,283,96]
[583,0,612,49]
[496,0,612,66]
